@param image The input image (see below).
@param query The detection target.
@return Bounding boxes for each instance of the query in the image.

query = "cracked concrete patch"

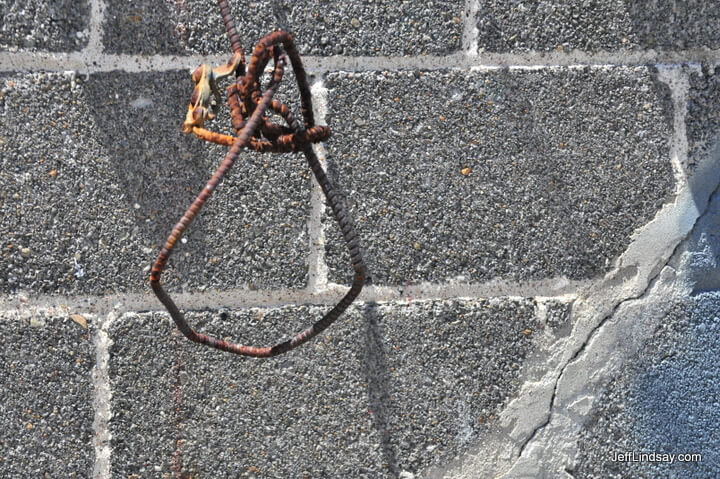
[572,174,720,478]
[490,144,720,479]
[575,295,720,479]
[430,92,720,478]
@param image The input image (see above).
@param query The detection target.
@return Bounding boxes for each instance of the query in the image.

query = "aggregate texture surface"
[2,1,720,478]
[109,299,538,478]
[687,64,720,169]
[0,312,94,478]
[0,70,310,296]
[102,0,465,56]
[574,296,720,479]
[323,67,674,285]
[0,0,90,52]
[475,0,720,54]
[573,183,720,479]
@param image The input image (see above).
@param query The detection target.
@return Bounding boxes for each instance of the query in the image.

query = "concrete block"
[687,65,720,169]
[574,295,720,478]
[476,0,720,53]
[109,298,538,477]
[0,0,90,52]
[102,0,465,56]
[0,311,94,477]
[0,71,310,295]
[323,67,674,285]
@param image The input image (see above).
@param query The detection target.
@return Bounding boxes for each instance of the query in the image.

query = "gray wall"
[1,1,719,478]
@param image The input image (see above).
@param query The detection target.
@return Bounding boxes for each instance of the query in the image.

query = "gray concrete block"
[0,71,310,295]
[687,65,720,169]
[0,0,90,52]
[102,0,464,56]
[574,295,720,478]
[0,311,94,477]
[476,0,720,54]
[109,298,538,478]
[323,68,674,285]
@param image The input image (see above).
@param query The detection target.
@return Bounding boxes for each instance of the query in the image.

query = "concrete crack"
[516,177,720,464]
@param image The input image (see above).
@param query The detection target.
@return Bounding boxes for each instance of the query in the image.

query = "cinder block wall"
[1,1,719,478]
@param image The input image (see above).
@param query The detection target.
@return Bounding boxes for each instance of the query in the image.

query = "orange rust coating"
[192,127,236,146]
[192,125,330,152]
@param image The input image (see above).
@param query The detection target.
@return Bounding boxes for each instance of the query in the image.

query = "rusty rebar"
[150,0,368,357]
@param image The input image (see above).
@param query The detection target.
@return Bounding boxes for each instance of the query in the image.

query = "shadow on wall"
[82,70,215,292]
[83,71,210,245]
[684,65,720,294]
[685,173,720,295]
[82,68,312,293]
[361,302,400,477]
[631,294,720,476]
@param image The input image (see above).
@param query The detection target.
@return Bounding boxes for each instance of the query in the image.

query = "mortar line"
[0,278,590,316]
[91,311,113,479]
[85,0,106,56]
[306,78,330,294]
[658,65,692,193]
[2,50,720,75]
[86,3,112,478]
[461,0,480,56]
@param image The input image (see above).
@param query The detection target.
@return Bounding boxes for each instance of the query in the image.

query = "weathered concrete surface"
[0,312,94,477]
[574,184,720,478]
[323,67,674,285]
[425,76,720,478]
[103,0,465,56]
[0,71,310,296]
[476,0,720,53]
[574,296,720,479]
[109,299,541,478]
[2,2,720,478]
[0,0,90,52]
[687,65,720,169]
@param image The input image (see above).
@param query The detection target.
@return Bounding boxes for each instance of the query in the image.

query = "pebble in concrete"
[323,67,674,285]
[0,312,94,477]
[102,0,465,56]
[0,71,310,295]
[0,0,90,52]
[109,299,538,478]
[475,0,720,53]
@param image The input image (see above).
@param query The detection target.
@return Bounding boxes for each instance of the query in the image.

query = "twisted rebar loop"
[150,0,368,357]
